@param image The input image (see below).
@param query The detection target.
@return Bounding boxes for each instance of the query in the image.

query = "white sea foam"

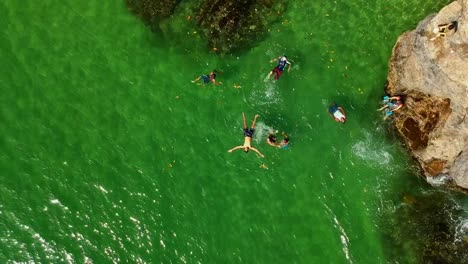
[95,185,109,194]
[351,131,392,166]
[252,122,275,143]
[250,78,282,107]
[455,218,468,242]
[425,174,451,187]
[322,203,353,263]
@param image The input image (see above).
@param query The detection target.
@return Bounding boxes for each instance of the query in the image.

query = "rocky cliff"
[386,0,468,189]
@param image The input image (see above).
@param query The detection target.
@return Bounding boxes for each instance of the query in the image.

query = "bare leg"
[251,114,260,129]
[264,71,273,81]
[191,76,201,83]
[377,105,388,111]
[242,112,247,129]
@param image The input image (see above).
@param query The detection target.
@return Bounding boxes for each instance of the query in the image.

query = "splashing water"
[351,132,393,166]
[425,174,452,187]
[252,122,275,143]
[455,218,468,242]
[250,76,282,107]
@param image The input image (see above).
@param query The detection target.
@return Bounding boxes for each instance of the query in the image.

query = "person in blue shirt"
[378,96,403,120]
[266,55,292,80]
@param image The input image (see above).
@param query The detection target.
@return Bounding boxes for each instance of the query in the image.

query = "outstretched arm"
[287,61,292,72]
[377,105,389,111]
[270,56,280,63]
[250,147,265,158]
[228,146,244,153]
[211,78,222,85]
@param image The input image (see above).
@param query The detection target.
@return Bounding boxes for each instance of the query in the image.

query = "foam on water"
[249,76,282,107]
[425,174,452,187]
[455,218,468,242]
[351,131,392,166]
[252,121,275,143]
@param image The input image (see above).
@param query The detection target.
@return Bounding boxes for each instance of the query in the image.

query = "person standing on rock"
[265,55,292,80]
[192,70,222,85]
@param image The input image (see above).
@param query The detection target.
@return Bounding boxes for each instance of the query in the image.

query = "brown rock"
[386,0,468,189]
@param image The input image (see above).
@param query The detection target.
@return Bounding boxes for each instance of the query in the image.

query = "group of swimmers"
[191,56,295,157]
[192,55,402,158]
[226,112,290,158]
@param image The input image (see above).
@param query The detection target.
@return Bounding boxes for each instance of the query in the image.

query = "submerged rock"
[125,0,179,29]
[386,0,468,189]
[195,0,287,53]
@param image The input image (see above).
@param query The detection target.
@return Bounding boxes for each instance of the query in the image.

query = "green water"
[1,0,467,263]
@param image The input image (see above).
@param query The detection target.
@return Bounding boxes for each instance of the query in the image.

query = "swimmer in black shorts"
[228,113,264,157]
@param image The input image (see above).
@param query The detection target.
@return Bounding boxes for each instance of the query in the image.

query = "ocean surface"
[1,0,467,263]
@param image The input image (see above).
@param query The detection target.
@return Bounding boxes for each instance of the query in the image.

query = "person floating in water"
[228,113,264,157]
[378,95,403,120]
[192,70,222,85]
[328,103,347,123]
[266,55,292,80]
[267,131,289,149]
[430,21,458,41]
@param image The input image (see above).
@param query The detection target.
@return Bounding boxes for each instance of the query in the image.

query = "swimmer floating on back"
[192,70,222,85]
[228,113,265,158]
[266,55,292,80]
[328,103,347,123]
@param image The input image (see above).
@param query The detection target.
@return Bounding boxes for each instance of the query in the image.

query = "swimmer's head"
[340,117,346,123]
[268,134,277,143]
[283,137,289,143]
[244,147,249,153]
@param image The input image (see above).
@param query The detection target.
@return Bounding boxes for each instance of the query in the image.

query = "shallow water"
[1,0,467,263]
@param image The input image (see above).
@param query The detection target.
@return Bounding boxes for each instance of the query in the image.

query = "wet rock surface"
[386,0,468,189]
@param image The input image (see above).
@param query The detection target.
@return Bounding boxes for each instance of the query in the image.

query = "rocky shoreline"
[386,0,468,190]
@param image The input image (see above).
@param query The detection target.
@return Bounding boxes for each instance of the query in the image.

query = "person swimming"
[328,103,346,123]
[192,70,222,85]
[278,132,289,149]
[267,132,278,146]
[228,113,264,157]
[266,131,289,149]
[266,55,292,80]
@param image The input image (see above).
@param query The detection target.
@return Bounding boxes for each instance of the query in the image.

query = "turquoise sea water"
[1,0,467,263]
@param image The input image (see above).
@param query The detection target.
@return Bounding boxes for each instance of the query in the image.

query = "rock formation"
[196,0,287,53]
[126,0,180,30]
[386,0,468,189]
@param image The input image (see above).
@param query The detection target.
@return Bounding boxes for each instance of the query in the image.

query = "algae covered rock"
[386,0,468,189]
[195,0,287,53]
[125,0,179,29]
